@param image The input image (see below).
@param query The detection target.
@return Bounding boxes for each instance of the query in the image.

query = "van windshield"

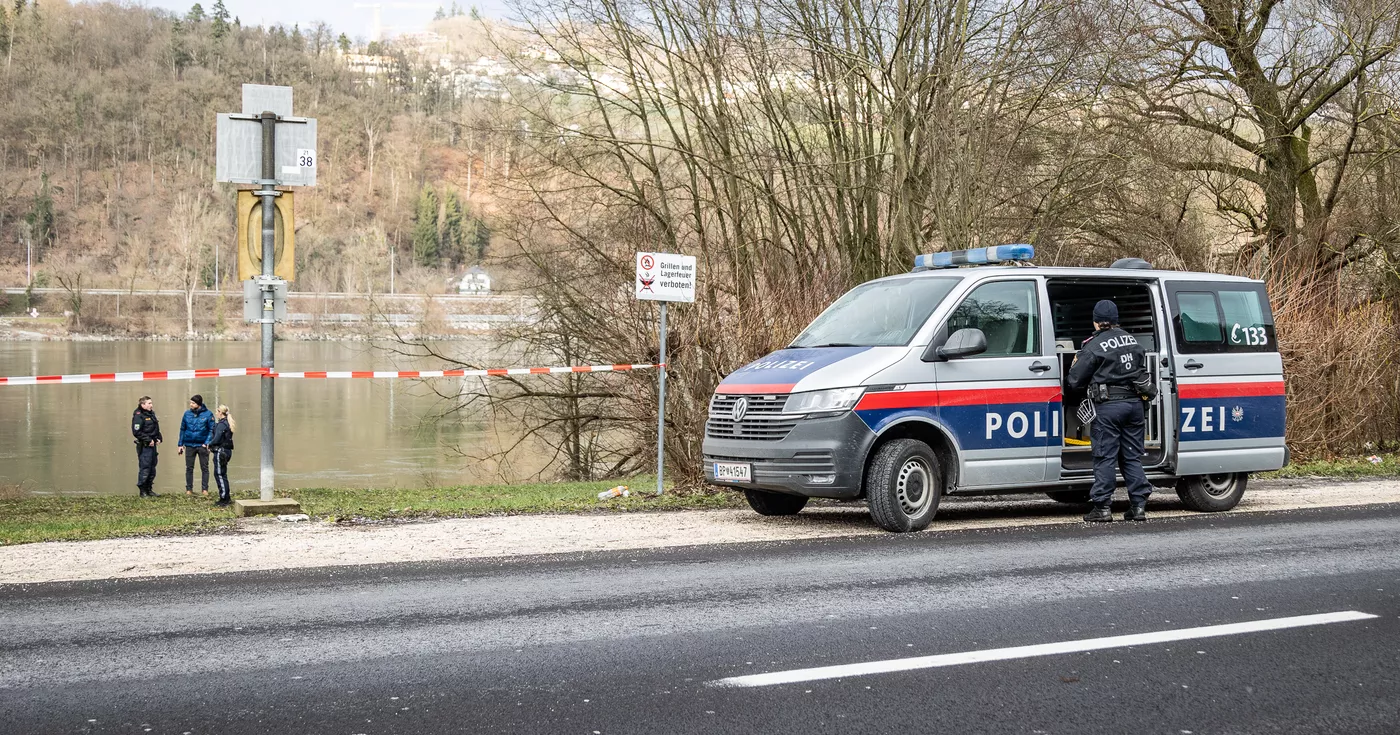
[790,277,959,348]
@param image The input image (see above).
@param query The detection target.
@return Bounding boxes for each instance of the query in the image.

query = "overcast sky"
[116,0,513,40]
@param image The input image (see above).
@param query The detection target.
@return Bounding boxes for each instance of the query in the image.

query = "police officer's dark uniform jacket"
[209,416,235,505]
[1066,300,1155,520]
[131,405,162,496]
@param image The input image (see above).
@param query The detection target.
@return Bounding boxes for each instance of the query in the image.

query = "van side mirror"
[925,328,988,361]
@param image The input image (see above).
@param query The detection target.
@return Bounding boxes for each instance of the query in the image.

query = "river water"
[0,341,549,496]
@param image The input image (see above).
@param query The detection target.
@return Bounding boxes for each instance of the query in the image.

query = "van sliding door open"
[1045,279,1169,475]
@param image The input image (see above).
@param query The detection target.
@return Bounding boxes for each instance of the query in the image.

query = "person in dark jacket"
[209,404,236,507]
[178,394,215,497]
[1067,300,1157,523]
[131,396,162,497]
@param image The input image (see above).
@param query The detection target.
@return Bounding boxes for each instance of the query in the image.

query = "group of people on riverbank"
[131,394,236,505]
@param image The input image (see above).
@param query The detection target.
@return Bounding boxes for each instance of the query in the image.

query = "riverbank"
[4,477,1400,584]
[0,316,490,342]
[0,479,739,546]
[0,290,531,342]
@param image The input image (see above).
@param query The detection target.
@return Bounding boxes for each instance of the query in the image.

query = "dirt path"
[3,478,1398,585]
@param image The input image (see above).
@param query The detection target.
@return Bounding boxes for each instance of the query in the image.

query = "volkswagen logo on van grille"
[731,396,749,422]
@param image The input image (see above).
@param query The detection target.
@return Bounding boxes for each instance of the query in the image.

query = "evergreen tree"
[468,217,490,263]
[291,23,303,49]
[337,33,350,54]
[469,6,481,21]
[25,173,55,255]
[169,18,191,77]
[411,185,440,267]
[450,1,462,17]
[441,191,465,266]
[433,6,445,21]
[186,3,204,23]
[210,0,229,39]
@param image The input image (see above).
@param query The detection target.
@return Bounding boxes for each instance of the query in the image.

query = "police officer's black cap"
[1092,300,1118,324]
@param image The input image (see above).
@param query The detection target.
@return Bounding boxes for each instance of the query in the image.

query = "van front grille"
[706,394,796,441]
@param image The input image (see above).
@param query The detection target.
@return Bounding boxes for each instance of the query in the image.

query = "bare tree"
[167,192,214,336]
[435,0,1120,481]
[1106,0,1400,274]
[47,252,88,331]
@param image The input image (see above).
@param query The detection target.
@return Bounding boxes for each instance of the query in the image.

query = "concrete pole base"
[233,498,303,517]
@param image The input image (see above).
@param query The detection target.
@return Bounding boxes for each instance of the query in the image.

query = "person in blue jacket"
[178,394,215,497]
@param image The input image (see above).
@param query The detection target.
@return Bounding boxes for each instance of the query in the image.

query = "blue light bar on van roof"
[913,244,1035,270]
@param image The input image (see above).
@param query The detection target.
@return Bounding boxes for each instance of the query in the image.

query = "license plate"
[713,462,752,483]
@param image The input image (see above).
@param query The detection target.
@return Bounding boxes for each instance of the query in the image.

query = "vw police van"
[702,245,1286,532]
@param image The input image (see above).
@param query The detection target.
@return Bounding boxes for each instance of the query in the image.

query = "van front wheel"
[1176,473,1247,512]
[866,439,942,533]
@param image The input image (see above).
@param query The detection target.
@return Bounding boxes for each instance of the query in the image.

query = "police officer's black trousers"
[184,446,210,492]
[212,448,233,502]
[136,444,158,493]
[1089,399,1153,506]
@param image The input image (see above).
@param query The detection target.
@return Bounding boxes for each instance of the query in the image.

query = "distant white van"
[703,246,1285,532]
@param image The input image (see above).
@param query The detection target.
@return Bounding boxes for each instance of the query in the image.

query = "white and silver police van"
[702,245,1286,532]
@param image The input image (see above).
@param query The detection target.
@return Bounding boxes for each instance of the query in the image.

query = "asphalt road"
[4,503,1400,734]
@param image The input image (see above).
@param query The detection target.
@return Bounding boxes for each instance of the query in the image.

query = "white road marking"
[710,610,1378,688]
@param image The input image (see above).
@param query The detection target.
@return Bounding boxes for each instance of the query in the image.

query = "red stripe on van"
[716,383,796,395]
[856,386,1061,410]
[1179,381,1285,399]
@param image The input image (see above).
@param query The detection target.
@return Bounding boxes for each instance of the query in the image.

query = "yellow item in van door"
[1065,437,1091,446]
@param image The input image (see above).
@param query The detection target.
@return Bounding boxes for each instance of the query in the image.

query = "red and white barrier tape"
[0,368,270,386]
[0,364,663,385]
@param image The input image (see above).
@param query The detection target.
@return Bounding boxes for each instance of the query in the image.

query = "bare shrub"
[1272,273,1400,458]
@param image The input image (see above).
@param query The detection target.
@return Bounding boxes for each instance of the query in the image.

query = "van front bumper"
[702,412,875,499]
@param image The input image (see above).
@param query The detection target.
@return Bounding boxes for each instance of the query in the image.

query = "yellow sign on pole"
[236,190,295,281]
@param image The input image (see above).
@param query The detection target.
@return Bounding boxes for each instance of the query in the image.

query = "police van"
[702,245,1286,532]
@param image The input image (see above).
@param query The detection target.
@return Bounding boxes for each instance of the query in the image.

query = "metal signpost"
[216,84,316,504]
[635,252,697,496]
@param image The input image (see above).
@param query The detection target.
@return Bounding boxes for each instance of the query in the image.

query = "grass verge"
[1262,452,1400,480]
[0,478,742,546]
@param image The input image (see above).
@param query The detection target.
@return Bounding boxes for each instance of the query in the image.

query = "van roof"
[891,265,1261,284]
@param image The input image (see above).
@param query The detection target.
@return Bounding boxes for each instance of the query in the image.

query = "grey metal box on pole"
[215,83,317,505]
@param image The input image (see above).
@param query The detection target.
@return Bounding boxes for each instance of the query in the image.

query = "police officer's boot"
[1123,502,1147,522]
[1083,504,1113,523]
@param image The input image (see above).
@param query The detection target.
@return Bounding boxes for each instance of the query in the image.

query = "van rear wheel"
[744,489,808,516]
[1176,473,1247,512]
[865,439,942,533]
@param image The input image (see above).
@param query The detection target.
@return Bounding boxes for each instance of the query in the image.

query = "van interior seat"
[982,318,1021,355]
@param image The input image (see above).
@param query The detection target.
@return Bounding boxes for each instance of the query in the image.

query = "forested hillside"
[0,0,507,295]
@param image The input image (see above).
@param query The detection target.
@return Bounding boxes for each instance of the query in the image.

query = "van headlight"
[783,387,865,417]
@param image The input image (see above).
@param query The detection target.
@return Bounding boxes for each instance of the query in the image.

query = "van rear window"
[1168,284,1275,354]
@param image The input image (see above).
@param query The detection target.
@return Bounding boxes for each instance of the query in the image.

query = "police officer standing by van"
[1067,300,1157,522]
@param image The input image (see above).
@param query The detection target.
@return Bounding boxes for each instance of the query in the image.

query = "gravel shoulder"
[3,478,1398,585]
